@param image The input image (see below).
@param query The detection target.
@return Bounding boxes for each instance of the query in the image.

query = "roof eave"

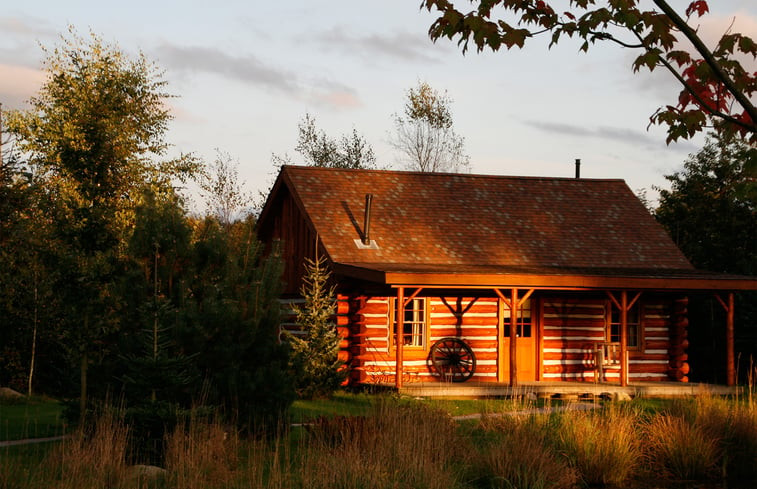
[333,264,757,291]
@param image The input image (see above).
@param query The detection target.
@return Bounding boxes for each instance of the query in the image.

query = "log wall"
[280,293,687,385]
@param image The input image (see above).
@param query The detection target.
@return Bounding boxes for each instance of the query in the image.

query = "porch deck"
[372,381,739,399]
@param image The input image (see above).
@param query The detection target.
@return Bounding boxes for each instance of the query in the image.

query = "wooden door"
[501,299,536,381]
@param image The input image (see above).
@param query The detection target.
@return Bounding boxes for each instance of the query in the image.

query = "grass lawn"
[0,397,66,441]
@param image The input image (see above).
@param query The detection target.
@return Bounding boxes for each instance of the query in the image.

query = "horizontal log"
[669,353,689,363]
[542,330,605,338]
[336,300,350,315]
[428,316,498,327]
[336,326,349,338]
[356,302,390,315]
[673,318,689,328]
[337,350,350,362]
[645,340,672,351]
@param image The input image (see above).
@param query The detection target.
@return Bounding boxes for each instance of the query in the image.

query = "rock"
[128,465,167,481]
[0,387,23,399]
[611,391,632,402]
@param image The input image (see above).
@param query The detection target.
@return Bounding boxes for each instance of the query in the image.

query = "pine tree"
[287,255,347,399]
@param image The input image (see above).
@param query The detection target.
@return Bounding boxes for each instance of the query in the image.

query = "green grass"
[0,397,65,441]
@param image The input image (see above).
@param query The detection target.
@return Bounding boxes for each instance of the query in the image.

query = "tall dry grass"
[292,400,465,489]
[552,407,640,486]
[477,414,578,489]
[43,413,130,489]
[644,413,720,481]
[4,393,757,488]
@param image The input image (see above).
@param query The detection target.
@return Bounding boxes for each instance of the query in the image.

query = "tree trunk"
[80,313,88,422]
[27,269,38,397]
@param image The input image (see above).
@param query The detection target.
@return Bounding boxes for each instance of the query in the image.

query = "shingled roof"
[259,166,757,290]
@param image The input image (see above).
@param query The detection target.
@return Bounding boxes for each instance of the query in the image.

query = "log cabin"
[257,165,757,391]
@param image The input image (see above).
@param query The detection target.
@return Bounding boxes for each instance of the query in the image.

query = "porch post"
[510,288,518,387]
[727,292,735,386]
[396,286,404,389]
[715,292,737,387]
[620,290,628,387]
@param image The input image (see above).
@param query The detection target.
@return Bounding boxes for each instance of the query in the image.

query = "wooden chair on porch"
[593,342,621,383]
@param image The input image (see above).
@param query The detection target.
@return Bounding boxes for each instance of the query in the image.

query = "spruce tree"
[288,255,348,399]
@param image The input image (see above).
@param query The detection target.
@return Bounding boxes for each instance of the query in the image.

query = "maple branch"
[653,0,757,128]
[630,29,749,131]
[588,30,644,49]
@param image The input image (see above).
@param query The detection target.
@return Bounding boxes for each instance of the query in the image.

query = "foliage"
[655,134,756,381]
[276,113,377,169]
[422,0,757,145]
[287,255,348,399]
[3,28,198,416]
[656,135,755,275]
[180,216,294,431]
[390,81,470,172]
[199,149,252,225]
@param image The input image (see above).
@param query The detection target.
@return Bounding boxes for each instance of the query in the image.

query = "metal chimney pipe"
[363,193,373,245]
[575,158,581,179]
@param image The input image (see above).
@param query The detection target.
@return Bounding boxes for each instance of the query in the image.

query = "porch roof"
[334,262,757,291]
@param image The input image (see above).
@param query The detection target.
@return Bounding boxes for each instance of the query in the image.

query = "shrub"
[645,413,720,481]
[552,408,640,486]
[476,415,578,489]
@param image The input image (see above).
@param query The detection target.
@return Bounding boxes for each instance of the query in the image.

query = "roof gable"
[266,166,693,272]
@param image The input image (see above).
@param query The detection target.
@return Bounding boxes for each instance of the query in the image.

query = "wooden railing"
[593,342,621,383]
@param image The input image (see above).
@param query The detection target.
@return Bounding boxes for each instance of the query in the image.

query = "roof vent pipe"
[575,158,581,179]
[363,193,373,245]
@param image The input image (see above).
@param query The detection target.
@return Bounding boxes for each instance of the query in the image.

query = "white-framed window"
[608,302,642,349]
[502,298,532,338]
[389,297,427,349]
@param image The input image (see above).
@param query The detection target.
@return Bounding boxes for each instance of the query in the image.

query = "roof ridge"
[281,164,625,182]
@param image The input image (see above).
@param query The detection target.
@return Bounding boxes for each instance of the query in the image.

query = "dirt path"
[452,402,599,421]
[0,435,67,448]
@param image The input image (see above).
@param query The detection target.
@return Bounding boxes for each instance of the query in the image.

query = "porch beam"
[395,286,404,389]
[493,288,511,309]
[402,287,423,308]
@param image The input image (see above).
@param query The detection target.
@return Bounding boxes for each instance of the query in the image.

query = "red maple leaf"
[685,1,709,18]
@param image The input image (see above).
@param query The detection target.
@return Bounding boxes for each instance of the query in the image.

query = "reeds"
[3,394,757,489]
[552,407,640,486]
[476,415,578,489]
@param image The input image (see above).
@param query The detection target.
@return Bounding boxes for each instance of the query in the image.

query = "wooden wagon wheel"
[430,337,476,382]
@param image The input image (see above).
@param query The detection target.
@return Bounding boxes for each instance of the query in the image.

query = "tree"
[655,134,756,381]
[390,81,470,173]
[4,28,197,418]
[421,1,757,145]
[200,150,252,226]
[180,216,294,431]
[277,113,377,169]
[286,254,347,399]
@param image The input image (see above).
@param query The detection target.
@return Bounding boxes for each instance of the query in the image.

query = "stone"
[611,391,632,402]
[128,465,167,481]
[0,387,23,399]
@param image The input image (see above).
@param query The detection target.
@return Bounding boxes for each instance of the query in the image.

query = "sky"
[1,1,756,211]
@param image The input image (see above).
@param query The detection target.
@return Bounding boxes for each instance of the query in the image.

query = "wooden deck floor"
[369,381,739,399]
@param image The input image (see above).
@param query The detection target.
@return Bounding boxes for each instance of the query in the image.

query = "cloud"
[524,120,697,153]
[155,43,298,93]
[312,27,445,64]
[0,63,45,109]
[154,42,364,111]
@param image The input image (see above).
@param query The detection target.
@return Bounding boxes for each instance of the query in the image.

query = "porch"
[374,381,739,399]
